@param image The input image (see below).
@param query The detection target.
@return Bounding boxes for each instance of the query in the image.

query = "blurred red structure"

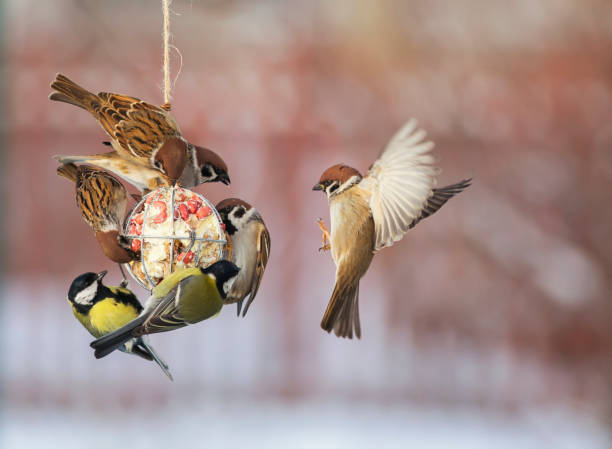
[4,0,612,420]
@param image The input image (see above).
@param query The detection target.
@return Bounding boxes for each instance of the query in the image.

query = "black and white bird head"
[312,164,363,199]
[200,260,241,298]
[68,270,107,311]
[188,144,230,186]
[216,198,258,236]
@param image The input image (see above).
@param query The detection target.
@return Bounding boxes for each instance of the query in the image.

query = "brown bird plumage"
[179,144,231,188]
[216,198,270,317]
[318,177,374,339]
[57,163,135,263]
[50,74,187,182]
[314,119,471,339]
[55,151,171,193]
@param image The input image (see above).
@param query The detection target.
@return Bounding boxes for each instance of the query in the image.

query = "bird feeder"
[123,186,230,290]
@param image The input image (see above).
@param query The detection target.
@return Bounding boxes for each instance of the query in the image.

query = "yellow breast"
[73,299,140,338]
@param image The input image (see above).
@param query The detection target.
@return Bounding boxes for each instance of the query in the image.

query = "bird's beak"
[219,173,231,186]
[97,270,108,281]
[312,183,324,191]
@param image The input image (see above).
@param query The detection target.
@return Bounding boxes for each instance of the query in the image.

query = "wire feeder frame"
[122,186,228,291]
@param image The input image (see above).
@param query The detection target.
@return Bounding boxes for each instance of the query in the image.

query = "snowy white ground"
[2,401,610,449]
[3,280,611,449]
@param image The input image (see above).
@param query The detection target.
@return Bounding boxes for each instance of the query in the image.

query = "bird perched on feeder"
[179,144,231,188]
[54,151,171,193]
[313,119,471,339]
[216,198,270,317]
[57,163,136,264]
[68,270,172,380]
[55,143,230,194]
[90,260,240,359]
[49,74,187,184]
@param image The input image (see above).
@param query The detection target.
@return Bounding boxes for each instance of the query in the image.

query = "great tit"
[90,260,240,360]
[68,270,173,380]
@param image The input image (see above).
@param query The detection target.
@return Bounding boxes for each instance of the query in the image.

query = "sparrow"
[57,163,136,264]
[68,270,173,380]
[313,119,471,339]
[54,143,230,193]
[49,74,187,182]
[54,151,171,193]
[90,261,240,360]
[179,144,231,187]
[216,198,270,317]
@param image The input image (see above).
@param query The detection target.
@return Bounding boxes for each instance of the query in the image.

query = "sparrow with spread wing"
[313,119,471,339]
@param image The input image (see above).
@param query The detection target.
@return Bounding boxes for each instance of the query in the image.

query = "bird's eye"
[234,207,246,219]
[328,182,339,193]
[201,165,214,179]
[154,160,164,172]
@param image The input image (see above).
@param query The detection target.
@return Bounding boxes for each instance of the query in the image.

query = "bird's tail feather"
[126,341,153,361]
[49,74,100,113]
[90,314,147,359]
[134,337,173,381]
[321,281,361,339]
[56,163,79,182]
[54,154,92,165]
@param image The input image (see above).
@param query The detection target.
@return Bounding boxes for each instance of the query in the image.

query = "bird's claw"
[316,218,331,252]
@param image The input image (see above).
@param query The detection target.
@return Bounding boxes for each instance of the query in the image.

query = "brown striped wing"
[97,93,181,160]
[75,166,127,232]
[241,221,271,316]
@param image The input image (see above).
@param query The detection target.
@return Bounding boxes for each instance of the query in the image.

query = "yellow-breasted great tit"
[90,260,240,360]
[68,270,173,380]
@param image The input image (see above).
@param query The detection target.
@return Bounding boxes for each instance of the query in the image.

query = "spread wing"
[408,178,472,229]
[358,119,438,252]
[97,93,181,160]
[241,221,271,316]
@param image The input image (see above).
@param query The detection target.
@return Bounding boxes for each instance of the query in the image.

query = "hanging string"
[162,0,171,110]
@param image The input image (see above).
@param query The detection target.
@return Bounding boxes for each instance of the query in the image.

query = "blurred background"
[2,0,612,447]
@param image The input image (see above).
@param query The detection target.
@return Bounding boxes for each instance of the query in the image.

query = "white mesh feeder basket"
[123,186,229,291]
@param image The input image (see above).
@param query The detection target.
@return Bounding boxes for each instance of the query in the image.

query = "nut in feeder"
[124,186,230,290]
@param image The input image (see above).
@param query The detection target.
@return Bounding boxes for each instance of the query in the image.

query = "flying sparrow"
[216,198,270,316]
[313,119,471,339]
[49,74,187,182]
[57,163,136,264]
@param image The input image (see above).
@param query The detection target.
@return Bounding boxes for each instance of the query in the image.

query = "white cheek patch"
[223,277,237,295]
[229,208,256,231]
[336,175,361,195]
[325,181,339,197]
[74,282,98,305]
